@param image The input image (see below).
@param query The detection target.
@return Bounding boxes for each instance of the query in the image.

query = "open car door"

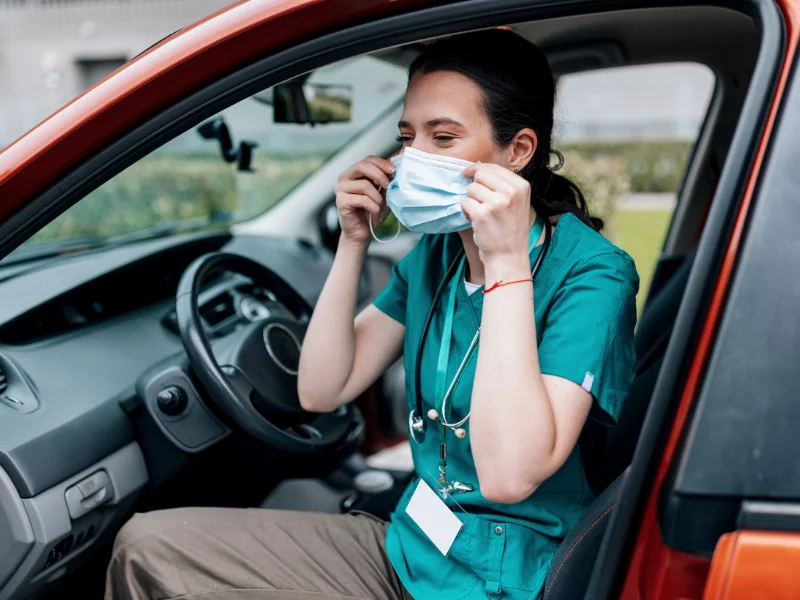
[587,0,800,598]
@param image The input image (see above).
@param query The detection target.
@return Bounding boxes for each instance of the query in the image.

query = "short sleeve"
[372,246,414,325]
[538,252,639,425]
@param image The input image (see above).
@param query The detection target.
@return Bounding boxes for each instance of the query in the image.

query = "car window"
[23,54,407,249]
[554,62,714,314]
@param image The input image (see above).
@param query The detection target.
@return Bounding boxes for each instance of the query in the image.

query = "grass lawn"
[610,209,673,316]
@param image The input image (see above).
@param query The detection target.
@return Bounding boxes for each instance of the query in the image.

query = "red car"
[0,1,797,599]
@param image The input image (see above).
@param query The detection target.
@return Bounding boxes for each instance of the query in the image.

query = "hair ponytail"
[409,29,602,231]
[532,167,604,231]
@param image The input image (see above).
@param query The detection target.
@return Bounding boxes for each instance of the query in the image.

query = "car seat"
[542,251,695,599]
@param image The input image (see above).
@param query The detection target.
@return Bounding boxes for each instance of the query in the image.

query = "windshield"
[12,54,407,259]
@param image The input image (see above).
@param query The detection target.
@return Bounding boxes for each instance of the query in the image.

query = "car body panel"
[618,0,800,598]
[703,531,800,599]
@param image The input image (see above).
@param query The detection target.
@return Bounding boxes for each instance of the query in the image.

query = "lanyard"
[431,218,545,495]
[433,256,466,478]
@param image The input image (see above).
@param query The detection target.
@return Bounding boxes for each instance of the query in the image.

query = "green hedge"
[32,153,328,243]
[30,140,693,245]
[561,140,693,194]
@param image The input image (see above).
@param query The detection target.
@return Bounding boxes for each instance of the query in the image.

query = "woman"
[106,29,637,600]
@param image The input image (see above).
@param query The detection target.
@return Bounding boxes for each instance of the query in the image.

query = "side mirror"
[273,83,352,125]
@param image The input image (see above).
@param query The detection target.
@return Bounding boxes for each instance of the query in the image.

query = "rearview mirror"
[197,116,236,162]
[273,83,352,125]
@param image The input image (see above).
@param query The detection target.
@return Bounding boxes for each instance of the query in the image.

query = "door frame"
[587,0,792,598]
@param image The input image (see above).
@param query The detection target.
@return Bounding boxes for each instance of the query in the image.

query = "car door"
[584,0,800,597]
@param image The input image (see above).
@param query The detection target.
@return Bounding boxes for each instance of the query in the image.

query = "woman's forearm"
[470,255,557,502]
[297,238,368,411]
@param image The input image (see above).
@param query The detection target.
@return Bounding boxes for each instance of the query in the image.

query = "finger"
[353,179,386,205]
[336,179,377,203]
[461,162,480,179]
[473,168,516,196]
[463,161,520,185]
[462,161,505,178]
[460,195,486,223]
[467,181,503,205]
[350,161,393,188]
[363,155,397,177]
[338,179,384,206]
[343,193,381,217]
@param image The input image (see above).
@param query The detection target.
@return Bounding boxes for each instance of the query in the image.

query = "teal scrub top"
[372,213,639,600]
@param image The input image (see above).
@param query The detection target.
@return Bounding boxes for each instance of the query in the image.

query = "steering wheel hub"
[264,323,301,376]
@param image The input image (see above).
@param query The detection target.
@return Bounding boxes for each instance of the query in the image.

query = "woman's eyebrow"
[396,118,465,129]
[425,117,465,128]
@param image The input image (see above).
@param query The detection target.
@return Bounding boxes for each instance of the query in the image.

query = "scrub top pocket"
[472,519,558,599]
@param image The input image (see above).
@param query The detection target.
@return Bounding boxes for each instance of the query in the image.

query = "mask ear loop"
[550,149,565,172]
[369,212,401,244]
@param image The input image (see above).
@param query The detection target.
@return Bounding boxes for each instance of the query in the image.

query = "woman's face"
[397,70,510,166]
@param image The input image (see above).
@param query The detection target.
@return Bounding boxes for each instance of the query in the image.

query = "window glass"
[24,54,407,248]
[554,63,714,313]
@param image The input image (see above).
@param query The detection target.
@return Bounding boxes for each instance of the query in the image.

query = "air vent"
[200,292,237,327]
[0,363,6,395]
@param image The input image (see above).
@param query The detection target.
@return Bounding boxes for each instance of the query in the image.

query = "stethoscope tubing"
[411,219,553,441]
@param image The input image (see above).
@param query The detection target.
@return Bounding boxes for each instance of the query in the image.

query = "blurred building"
[0,0,231,146]
[556,63,714,142]
[0,0,714,148]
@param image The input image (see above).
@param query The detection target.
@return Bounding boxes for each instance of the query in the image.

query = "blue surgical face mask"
[385,147,474,234]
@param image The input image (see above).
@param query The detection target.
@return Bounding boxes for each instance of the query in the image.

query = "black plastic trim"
[654,71,722,265]
[587,0,784,597]
[659,492,741,556]
[738,501,800,532]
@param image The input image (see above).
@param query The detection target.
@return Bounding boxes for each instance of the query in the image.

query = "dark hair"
[409,29,602,231]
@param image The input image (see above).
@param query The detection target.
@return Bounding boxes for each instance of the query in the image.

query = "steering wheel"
[175,252,355,454]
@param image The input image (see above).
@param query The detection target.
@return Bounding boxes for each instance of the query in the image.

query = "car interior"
[0,5,763,600]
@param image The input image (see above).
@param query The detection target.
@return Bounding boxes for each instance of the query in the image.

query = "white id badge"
[405,479,463,556]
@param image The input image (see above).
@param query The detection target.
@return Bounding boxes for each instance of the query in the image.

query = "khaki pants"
[105,508,412,600]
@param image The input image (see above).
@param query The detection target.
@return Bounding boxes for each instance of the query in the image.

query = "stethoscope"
[408,218,553,446]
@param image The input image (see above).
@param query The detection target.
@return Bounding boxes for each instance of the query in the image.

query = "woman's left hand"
[461,162,533,266]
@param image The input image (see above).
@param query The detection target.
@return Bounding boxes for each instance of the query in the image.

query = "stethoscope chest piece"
[409,410,426,444]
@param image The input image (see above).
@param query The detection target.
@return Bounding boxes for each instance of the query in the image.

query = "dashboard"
[0,231,381,600]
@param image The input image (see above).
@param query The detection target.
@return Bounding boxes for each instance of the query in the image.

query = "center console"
[260,453,413,520]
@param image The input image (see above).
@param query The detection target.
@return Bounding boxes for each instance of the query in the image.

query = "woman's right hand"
[334,156,396,246]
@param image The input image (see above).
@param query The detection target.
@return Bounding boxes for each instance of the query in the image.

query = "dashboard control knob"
[156,386,188,416]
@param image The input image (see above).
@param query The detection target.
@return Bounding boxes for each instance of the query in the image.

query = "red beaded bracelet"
[482,278,533,294]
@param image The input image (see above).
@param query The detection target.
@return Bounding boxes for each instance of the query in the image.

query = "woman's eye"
[434,136,455,142]
[395,135,413,144]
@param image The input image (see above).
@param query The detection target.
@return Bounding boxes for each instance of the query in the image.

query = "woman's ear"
[508,128,538,173]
